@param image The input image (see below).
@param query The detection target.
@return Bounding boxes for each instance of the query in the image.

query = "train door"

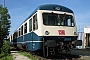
[32,14,38,51]
[29,18,33,51]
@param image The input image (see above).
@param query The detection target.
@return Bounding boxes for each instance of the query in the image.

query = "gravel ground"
[80,56,90,60]
[11,51,30,60]
[11,49,90,60]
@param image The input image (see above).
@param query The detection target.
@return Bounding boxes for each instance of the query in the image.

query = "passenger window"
[14,32,17,39]
[13,33,15,39]
[16,31,18,38]
[17,30,19,37]
[11,35,12,40]
[24,23,27,34]
[21,26,23,35]
[29,19,32,32]
[33,14,38,31]
[19,28,21,36]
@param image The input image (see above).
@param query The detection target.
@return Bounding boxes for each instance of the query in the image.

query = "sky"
[0,0,90,35]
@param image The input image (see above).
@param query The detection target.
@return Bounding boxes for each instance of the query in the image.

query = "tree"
[0,4,11,54]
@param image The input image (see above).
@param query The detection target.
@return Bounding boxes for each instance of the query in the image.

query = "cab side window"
[29,19,32,32]
[33,14,38,31]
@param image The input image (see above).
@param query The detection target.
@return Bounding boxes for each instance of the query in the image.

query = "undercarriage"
[43,39,82,57]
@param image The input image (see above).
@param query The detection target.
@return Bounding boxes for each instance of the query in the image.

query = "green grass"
[19,51,38,60]
[0,54,13,60]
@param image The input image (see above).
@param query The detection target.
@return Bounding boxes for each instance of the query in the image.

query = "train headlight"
[45,31,50,35]
[73,31,77,35]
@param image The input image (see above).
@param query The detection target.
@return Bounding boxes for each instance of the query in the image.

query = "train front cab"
[37,10,82,57]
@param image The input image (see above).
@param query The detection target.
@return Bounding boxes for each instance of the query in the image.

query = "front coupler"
[72,40,82,46]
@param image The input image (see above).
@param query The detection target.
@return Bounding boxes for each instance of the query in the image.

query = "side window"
[67,19,71,26]
[11,35,12,40]
[67,15,74,26]
[24,23,27,34]
[16,31,18,38]
[13,33,15,39]
[12,35,13,40]
[14,32,17,39]
[19,28,21,36]
[33,14,38,31]
[17,30,19,37]
[72,22,74,26]
[71,19,74,26]
[21,25,23,35]
[29,19,32,32]
[17,30,18,37]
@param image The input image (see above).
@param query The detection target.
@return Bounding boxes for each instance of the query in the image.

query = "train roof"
[13,4,74,33]
[25,4,73,22]
[36,4,73,13]
[28,4,73,19]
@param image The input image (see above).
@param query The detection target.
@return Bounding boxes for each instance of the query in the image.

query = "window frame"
[21,25,23,35]
[29,18,32,32]
[33,14,38,31]
[42,13,75,27]
[24,23,27,34]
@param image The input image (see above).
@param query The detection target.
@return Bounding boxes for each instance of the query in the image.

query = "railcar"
[9,4,82,57]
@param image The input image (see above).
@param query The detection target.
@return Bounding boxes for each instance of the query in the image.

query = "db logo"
[58,30,65,35]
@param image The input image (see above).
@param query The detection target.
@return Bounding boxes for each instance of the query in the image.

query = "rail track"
[11,48,81,60]
[34,53,81,60]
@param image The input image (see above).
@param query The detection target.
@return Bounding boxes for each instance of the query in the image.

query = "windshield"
[43,13,75,27]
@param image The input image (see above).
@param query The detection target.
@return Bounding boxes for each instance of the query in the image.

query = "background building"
[84,26,90,48]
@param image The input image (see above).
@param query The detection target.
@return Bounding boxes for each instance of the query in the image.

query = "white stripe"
[26,41,43,42]
[11,41,43,44]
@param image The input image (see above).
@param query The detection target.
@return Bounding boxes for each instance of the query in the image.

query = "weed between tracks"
[19,51,38,60]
